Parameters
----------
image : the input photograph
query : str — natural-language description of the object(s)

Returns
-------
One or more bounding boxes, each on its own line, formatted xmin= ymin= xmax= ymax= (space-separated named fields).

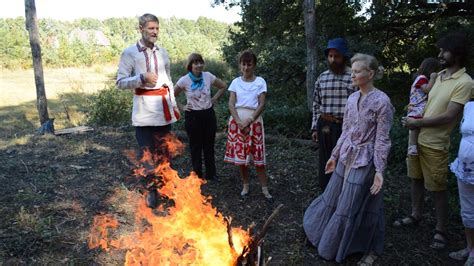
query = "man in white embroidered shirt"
xmin=116 ymin=13 xmax=180 ymax=208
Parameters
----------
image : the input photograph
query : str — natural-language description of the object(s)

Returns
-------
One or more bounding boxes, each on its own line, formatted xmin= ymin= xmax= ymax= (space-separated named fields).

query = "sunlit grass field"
xmin=0 ymin=65 xmax=117 ymax=107
xmin=0 ymin=65 xmax=117 ymax=139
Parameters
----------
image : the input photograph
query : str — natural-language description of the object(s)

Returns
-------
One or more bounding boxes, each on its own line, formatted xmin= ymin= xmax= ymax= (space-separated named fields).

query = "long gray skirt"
xmin=303 ymin=160 xmax=384 ymax=263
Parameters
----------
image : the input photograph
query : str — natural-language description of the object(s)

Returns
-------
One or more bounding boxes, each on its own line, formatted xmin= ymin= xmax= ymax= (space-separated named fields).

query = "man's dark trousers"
xmin=317 ymin=119 xmax=342 ymax=191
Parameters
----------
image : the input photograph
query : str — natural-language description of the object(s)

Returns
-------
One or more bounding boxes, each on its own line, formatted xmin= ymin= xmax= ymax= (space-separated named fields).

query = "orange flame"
xmin=89 ymin=136 xmax=251 ymax=265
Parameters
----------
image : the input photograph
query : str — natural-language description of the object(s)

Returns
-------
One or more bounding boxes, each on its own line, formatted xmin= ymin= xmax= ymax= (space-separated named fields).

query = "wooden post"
xmin=25 ymin=0 xmax=50 ymax=126
xmin=303 ymin=0 xmax=318 ymax=111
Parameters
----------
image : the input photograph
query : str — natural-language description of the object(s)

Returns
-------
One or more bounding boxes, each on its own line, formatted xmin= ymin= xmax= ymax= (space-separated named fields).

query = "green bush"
xmin=86 ymin=85 xmax=133 ymax=126
xmin=171 ymin=58 xmax=235 ymax=83
xmin=213 ymin=93 xmax=232 ymax=131
xmin=386 ymin=115 xmax=409 ymax=175
xmin=264 ymin=102 xmax=312 ymax=138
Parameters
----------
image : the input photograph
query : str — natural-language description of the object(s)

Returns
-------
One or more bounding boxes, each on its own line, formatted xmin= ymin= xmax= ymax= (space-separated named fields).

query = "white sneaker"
xmin=240 ymin=184 xmax=249 ymax=197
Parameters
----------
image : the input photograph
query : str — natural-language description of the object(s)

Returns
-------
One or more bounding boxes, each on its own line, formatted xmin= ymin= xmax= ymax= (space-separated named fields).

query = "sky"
xmin=0 ymin=0 xmax=241 ymax=24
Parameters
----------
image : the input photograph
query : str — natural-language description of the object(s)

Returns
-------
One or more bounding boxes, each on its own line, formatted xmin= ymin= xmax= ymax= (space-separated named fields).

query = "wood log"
xmin=224 ymin=216 xmax=235 ymax=252
xmin=238 ymin=204 xmax=284 ymax=266
xmin=252 ymin=204 xmax=284 ymax=250
xmin=55 ymin=126 xmax=94 ymax=135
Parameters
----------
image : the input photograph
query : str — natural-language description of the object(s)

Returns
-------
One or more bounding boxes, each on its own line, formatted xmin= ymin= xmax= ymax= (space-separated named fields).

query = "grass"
xmin=0 ymin=64 xmax=116 ymax=107
xmin=0 ymin=65 xmax=116 ymax=140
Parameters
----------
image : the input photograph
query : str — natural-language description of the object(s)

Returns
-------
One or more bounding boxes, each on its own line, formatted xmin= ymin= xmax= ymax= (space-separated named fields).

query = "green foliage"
xmin=171 ymin=58 xmax=235 ymax=83
xmin=386 ymin=115 xmax=409 ymax=174
xmin=264 ymin=102 xmax=312 ymax=138
xmin=364 ymin=2 xmax=474 ymax=74
xmin=158 ymin=17 xmax=230 ymax=64
xmin=86 ymin=85 xmax=133 ymax=126
xmin=0 ymin=16 xmax=231 ymax=69
xmin=0 ymin=18 xmax=31 ymax=68
xmin=219 ymin=0 xmax=473 ymax=102
xmin=220 ymin=0 xmax=368 ymax=107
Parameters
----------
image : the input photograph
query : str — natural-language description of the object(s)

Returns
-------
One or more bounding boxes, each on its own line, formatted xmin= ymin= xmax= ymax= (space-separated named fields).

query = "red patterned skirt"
xmin=224 ymin=108 xmax=266 ymax=166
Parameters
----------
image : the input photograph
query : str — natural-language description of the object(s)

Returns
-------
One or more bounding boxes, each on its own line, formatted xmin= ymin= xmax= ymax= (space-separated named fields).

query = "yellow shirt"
xmin=418 ymin=67 xmax=474 ymax=151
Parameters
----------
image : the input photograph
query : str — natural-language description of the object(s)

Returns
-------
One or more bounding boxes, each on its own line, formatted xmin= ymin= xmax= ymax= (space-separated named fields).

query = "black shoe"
xmin=146 ymin=189 xmax=158 ymax=208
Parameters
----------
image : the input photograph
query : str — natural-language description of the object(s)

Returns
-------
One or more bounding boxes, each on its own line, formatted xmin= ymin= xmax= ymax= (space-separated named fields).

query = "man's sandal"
xmin=465 ymin=256 xmax=474 ymax=266
xmin=430 ymin=230 xmax=448 ymax=250
xmin=449 ymin=248 xmax=469 ymax=261
xmin=392 ymin=215 xmax=421 ymax=227
xmin=357 ymin=254 xmax=378 ymax=266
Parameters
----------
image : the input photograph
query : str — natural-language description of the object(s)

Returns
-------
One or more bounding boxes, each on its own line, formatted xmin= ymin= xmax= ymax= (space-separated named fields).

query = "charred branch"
xmin=238 ymin=204 xmax=284 ymax=266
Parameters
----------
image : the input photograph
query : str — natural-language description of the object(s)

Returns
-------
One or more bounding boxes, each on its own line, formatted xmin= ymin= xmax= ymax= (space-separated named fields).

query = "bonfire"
xmin=88 ymin=134 xmax=281 ymax=265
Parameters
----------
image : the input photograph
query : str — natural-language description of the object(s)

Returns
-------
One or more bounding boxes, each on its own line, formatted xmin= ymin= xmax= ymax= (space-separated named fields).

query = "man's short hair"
xmin=139 ymin=13 xmax=159 ymax=28
xmin=437 ymin=32 xmax=469 ymax=67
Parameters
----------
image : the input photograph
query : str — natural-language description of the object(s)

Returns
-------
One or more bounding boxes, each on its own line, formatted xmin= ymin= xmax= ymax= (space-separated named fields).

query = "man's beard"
xmin=328 ymin=62 xmax=346 ymax=74
xmin=440 ymin=58 xmax=455 ymax=68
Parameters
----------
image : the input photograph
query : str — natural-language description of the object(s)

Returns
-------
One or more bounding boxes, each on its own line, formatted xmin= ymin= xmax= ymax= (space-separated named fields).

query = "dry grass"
xmin=0 ymin=64 xmax=116 ymax=107
xmin=0 ymin=65 xmax=117 ymax=140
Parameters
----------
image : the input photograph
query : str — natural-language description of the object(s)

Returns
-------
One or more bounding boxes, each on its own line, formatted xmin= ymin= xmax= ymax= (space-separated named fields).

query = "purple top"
xmin=330 ymin=89 xmax=394 ymax=173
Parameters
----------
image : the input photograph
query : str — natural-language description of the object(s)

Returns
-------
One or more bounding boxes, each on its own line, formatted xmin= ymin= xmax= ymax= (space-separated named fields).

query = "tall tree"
xmin=25 ymin=0 xmax=50 ymax=128
xmin=364 ymin=1 xmax=474 ymax=73
xmin=304 ymin=0 xmax=317 ymax=110
xmin=215 ymin=0 xmax=363 ymax=104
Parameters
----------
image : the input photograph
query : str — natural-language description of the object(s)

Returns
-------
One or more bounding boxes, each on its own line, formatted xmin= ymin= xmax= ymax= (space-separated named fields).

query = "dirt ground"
xmin=0 ymin=126 xmax=467 ymax=265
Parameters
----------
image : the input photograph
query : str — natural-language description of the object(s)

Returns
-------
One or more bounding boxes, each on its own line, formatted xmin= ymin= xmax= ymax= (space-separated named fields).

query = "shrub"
xmin=171 ymin=58 xmax=235 ymax=83
xmin=86 ymin=85 xmax=133 ymax=126
xmin=264 ymin=102 xmax=312 ymax=139
xmin=386 ymin=115 xmax=409 ymax=175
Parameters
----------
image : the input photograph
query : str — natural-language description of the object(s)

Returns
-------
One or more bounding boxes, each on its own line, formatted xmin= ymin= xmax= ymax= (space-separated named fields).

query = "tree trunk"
xmin=25 ymin=0 xmax=49 ymax=126
xmin=303 ymin=0 xmax=318 ymax=111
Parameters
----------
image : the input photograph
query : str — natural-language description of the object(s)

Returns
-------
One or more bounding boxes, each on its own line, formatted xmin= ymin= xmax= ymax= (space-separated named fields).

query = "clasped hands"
xmin=325 ymin=159 xmax=383 ymax=195
xmin=236 ymin=117 xmax=254 ymax=135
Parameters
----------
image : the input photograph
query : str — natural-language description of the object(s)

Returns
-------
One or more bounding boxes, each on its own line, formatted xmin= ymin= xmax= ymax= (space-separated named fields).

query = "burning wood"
xmin=236 ymin=204 xmax=284 ymax=266
xmin=89 ymin=135 xmax=280 ymax=265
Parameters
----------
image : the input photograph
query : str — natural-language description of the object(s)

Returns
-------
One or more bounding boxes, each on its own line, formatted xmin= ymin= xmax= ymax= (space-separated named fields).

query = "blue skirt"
xmin=303 ymin=160 xmax=384 ymax=263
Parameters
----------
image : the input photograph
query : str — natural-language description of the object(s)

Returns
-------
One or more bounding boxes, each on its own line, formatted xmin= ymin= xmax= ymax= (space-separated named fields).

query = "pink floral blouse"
xmin=330 ymin=89 xmax=394 ymax=173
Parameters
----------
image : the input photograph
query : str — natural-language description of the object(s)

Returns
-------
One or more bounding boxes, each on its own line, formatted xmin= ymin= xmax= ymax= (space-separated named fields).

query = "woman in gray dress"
xmin=303 ymin=53 xmax=394 ymax=265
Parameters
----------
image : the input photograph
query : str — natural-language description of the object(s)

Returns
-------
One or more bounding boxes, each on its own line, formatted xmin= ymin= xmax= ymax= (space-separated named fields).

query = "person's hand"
xmin=325 ymin=159 xmax=336 ymax=174
xmin=177 ymin=103 xmax=186 ymax=113
xmin=243 ymin=117 xmax=254 ymax=128
xmin=311 ymin=131 xmax=318 ymax=142
xmin=370 ymin=172 xmax=383 ymax=195
xmin=430 ymin=72 xmax=438 ymax=80
xmin=401 ymin=116 xmax=420 ymax=130
xmin=236 ymin=116 xmax=252 ymax=129
xmin=236 ymin=119 xmax=247 ymax=130
xmin=143 ymin=72 xmax=158 ymax=86
xmin=173 ymin=106 xmax=181 ymax=120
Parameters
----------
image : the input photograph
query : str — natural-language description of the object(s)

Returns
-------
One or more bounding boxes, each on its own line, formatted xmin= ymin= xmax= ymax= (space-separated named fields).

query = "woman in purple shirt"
xmin=303 ymin=53 xmax=394 ymax=265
